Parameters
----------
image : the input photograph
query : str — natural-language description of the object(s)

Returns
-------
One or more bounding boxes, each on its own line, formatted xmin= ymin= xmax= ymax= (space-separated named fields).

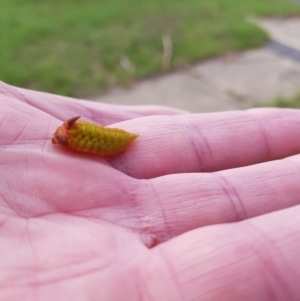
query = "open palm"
xmin=1 ymin=81 xmax=300 ymax=301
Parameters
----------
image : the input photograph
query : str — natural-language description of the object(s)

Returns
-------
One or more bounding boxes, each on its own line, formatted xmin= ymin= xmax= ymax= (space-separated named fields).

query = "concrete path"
xmin=94 ymin=18 xmax=300 ymax=113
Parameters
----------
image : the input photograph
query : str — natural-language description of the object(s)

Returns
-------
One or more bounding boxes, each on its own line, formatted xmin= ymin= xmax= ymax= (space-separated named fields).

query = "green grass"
xmin=266 ymin=94 xmax=300 ymax=108
xmin=1 ymin=0 xmax=300 ymax=97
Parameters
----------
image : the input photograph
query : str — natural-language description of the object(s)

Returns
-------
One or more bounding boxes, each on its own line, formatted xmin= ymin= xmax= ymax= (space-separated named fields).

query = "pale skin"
xmin=1 ymin=80 xmax=300 ymax=301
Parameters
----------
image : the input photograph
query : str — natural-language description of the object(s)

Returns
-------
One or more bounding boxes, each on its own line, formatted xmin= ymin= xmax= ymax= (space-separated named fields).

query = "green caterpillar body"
xmin=52 ymin=116 xmax=139 ymax=156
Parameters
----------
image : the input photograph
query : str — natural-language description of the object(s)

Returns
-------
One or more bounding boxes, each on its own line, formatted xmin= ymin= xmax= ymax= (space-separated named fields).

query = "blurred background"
xmin=1 ymin=0 xmax=300 ymax=112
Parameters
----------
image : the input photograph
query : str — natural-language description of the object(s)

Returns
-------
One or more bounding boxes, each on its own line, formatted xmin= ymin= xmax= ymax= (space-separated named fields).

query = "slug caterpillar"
xmin=52 ymin=116 xmax=139 ymax=156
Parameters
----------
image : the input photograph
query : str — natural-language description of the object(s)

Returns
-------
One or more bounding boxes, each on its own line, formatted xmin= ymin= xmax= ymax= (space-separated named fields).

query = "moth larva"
xmin=52 ymin=116 xmax=139 ymax=156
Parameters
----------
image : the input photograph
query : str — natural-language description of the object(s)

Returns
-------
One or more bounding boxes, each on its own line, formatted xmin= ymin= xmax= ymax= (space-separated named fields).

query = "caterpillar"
xmin=52 ymin=116 xmax=139 ymax=156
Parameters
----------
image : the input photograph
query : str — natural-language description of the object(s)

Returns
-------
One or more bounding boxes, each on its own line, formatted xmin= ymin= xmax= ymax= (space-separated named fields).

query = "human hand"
xmin=1 ymin=81 xmax=300 ymax=300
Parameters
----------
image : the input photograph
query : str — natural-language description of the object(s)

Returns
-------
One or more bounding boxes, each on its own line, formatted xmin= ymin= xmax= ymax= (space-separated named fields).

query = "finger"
xmin=136 ymin=154 xmax=300 ymax=243
xmin=2 ymin=97 xmax=300 ymax=247
xmin=140 ymin=205 xmax=300 ymax=301
xmin=0 ymin=81 xmax=185 ymax=125
xmin=110 ymin=108 xmax=300 ymax=178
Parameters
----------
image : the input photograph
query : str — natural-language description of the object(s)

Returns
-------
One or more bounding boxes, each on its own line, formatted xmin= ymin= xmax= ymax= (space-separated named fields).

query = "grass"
xmin=266 ymin=94 xmax=300 ymax=108
xmin=1 ymin=0 xmax=300 ymax=97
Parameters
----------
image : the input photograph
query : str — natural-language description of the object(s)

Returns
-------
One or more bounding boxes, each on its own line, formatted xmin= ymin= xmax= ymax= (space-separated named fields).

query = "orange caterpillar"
xmin=52 ymin=116 xmax=139 ymax=156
